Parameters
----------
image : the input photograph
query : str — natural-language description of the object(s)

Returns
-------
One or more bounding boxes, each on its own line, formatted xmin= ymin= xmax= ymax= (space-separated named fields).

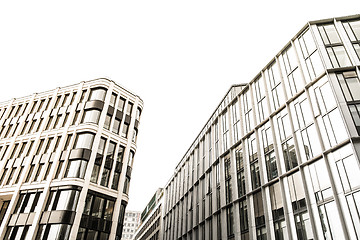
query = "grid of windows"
xmin=0 ymin=78 xmax=143 ymax=240
xmin=163 ymin=16 xmax=360 ymax=240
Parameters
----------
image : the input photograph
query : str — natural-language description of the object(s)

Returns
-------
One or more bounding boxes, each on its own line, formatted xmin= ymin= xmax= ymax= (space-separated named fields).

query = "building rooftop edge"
xmin=165 ymin=13 xmax=360 ymax=188
xmin=0 ymin=77 xmax=143 ymax=105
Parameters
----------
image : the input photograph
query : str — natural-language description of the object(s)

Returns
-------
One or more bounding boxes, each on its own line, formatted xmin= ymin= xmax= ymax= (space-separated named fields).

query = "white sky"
xmin=0 ymin=1 xmax=358 ymax=211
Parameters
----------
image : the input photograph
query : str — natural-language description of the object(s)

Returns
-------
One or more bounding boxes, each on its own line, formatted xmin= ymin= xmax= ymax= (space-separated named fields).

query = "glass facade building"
xmin=162 ymin=15 xmax=360 ymax=240
xmin=0 ymin=78 xmax=143 ymax=240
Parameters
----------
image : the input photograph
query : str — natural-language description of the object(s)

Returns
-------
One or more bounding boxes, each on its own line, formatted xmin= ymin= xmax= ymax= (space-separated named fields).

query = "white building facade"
xmin=0 ymin=78 xmax=143 ymax=240
xmin=162 ymin=15 xmax=360 ymax=240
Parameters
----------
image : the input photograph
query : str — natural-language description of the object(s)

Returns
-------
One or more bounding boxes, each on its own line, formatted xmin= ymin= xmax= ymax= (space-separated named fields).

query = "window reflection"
xmin=73 ymin=132 xmax=95 ymax=150
xmin=266 ymin=61 xmax=286 ymax=112
xmin=89 ymin=88 xmax=107 ymax=101
xmin=318 ymin=24 xmax=352 ymax=68
xmin=260 ymin=122 xmax=278 ymax=181
xmin=270 ymin=182 xmax=287 ymax=240
xmin=342 ymin=20 xmax=360 ymax=59
xmin=288 ymin=171 xmax=314 ymax=239
xmin=253 ymin=191 xmax=266 ymax=239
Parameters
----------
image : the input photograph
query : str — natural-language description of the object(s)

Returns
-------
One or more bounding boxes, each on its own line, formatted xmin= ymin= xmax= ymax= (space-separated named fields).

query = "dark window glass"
xmin=270 ymin=182 xmax=287 ymax=239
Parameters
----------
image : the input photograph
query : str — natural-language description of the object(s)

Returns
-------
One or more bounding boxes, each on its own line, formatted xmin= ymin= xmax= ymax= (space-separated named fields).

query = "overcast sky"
xmin=0 ymin=1 xmax=358 ymax=211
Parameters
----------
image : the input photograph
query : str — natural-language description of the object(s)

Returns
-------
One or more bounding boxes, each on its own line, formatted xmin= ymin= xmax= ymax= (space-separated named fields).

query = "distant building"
xmin=162 ymin=15 xmax=360 ymax=240
xmin=134 ymin=188 xmax=164 ymax=240
xmin=121 ymin=210 xmax=141 ymax=240
xmin=0 ymin=78 xmax=143 ymax=240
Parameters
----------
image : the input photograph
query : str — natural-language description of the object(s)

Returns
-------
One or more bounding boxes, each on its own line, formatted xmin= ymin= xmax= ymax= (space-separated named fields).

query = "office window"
xmin=290 ymin=94 xmax=322 ymax=161
xmin=53 ymin=96 xmax=61 ymax=109
xmin=135 ymin=107 xmax=142 ymax=121
xmin=13 ymin=191 xmax=42 ymax=214
xmin=215 ymin=163 xmax=221 ymax=210
xmin=132 ymin=128 xmax=138 ymax=143
xmin=226 ymin=206 xmax=234 ymax=238
xmin=89 ymin=88 xmax=107 ymax=101
xmin=69 ymin=92 xmax=77 ymax=105
xmin=306 ymin=158 xmax=345 ymax=239
xmin=260 ymin=122 xmax=278 ymax=181
xmin=222 ymin=111 xmax=229 ymax=150
xmin=318 ymin=201 xmax=346 ymax=239
xmin=270 ymin=182 xmax=288 ymax=240
xmin=310 ymin=76 xmax=348 ymax=149
xmin=235 ymin=146 xmax=246 ymax=197
xmin=208 ymin=129 xmax=212 ymax=167
xmin=287 ymin=171 xmax=314 ymax=240
xmin=307 ymin=159 xmax=333 ymax=202
xmin=224 ymin=157 xmax=232 ymax=203
xmin=81 ymin=109 xmax=101 ymax=124
xmin=254 ymin=191 xmax=266 ymax=240
xmin=239 ymin=199 xmax=249 ymax=239
xmin=45 ymin=116 xmax=54 ymax=130
xmin=73 ymin=132 xmax=95 ymax=150
xmin=296 ymin=28 xmax=324 ymax=83
xmin=45 ymin=188 xmax=80 ymax=212
xmin=248 ymin=134 xmax=260 ymax=190
xmin=61 ymin=94 xmax=70 ymax=107
xmin=118 ymin=97 xmax=126 ymax=112
xmin=65 ymin=159 xmax=87 ymax=179
xmin=330 ymin=144 xmax=360 ymax=193
xmin=30 ymin=101 xmax=38 ymax=114
xmin=126 ymin=102 xmax=133 ymax=116
xmin=123 ymin=176 xmax=130 ymax=194
xmin=4 ymin=226 xmax=29 ymax=240
xmin=318 ymin=24 xmax=352 ymax=68
xmin=343 ymin=19 xmax=360 ymax=59
xmin=231 ymin=100 xmax=241 ymax=143
xmin=121 ymin=122 xmax=129 ymax=138
xmin=112 ymin=118 xmax=121 ymax=134
xmin=216 ymin=213 xmax=222 ymax=240
xmin=336 ymin=71 xmax=360 ymax=134
xmin=65 ymin=132 xmax=94 ymax=179
xmin=91 ymin=137 xmax=106 ymax=183
xmin=242 ymin=90 xmax=254 ymax=134
xmin=72 ymin=110 xmax=81 ymax=126
xmin=279 ymin=44 xmax=304 ymax=97
xmin=274 ymin=109 xmax=298 ymax=171
xmin=0 ymin=201 xmax=9 ymax=225
xmin=214 ymin=121 xmax=220 ymax=159
xmin=104 ymin=113 xmax=112 ymax=130
xmin=100 ymin=141 xmax=116 ymax=187
xmin=253 ymin=75 xmax=269 ymax=123
xmin=54 ymin=114 xmax=64 ymax=129
xmin=128 ymin=150 xmax=135 ymax=167
xmin=110 ymin=93 xmax=117 ymax=107
xmin=337 ymin=71 xmax=360 ymax=102
xmin=44 ymin=98 xmax=52 ymax=110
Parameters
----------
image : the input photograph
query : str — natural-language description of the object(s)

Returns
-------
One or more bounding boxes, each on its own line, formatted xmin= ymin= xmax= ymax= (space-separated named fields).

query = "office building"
xmin=134 ymin=188 xmax=164 ymax=240
xmin=0 ymin=78 xmax=143 ymax=240
xmin=121 ymin=210 xmax=141 ymax=240
xmin=162 ymin=15 xmax=360 ymax=240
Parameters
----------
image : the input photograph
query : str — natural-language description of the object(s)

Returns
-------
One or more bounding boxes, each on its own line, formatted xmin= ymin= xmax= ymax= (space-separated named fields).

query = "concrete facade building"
xmin=121 ymin=210 xmax=141 ymax=240
xmin=134 ymin=188 xmax=164 ymax=240
xmin=162 ymin=15 xmax=360 ymax=240
xmin=0 ymin=78 xmax=143 ymax=240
